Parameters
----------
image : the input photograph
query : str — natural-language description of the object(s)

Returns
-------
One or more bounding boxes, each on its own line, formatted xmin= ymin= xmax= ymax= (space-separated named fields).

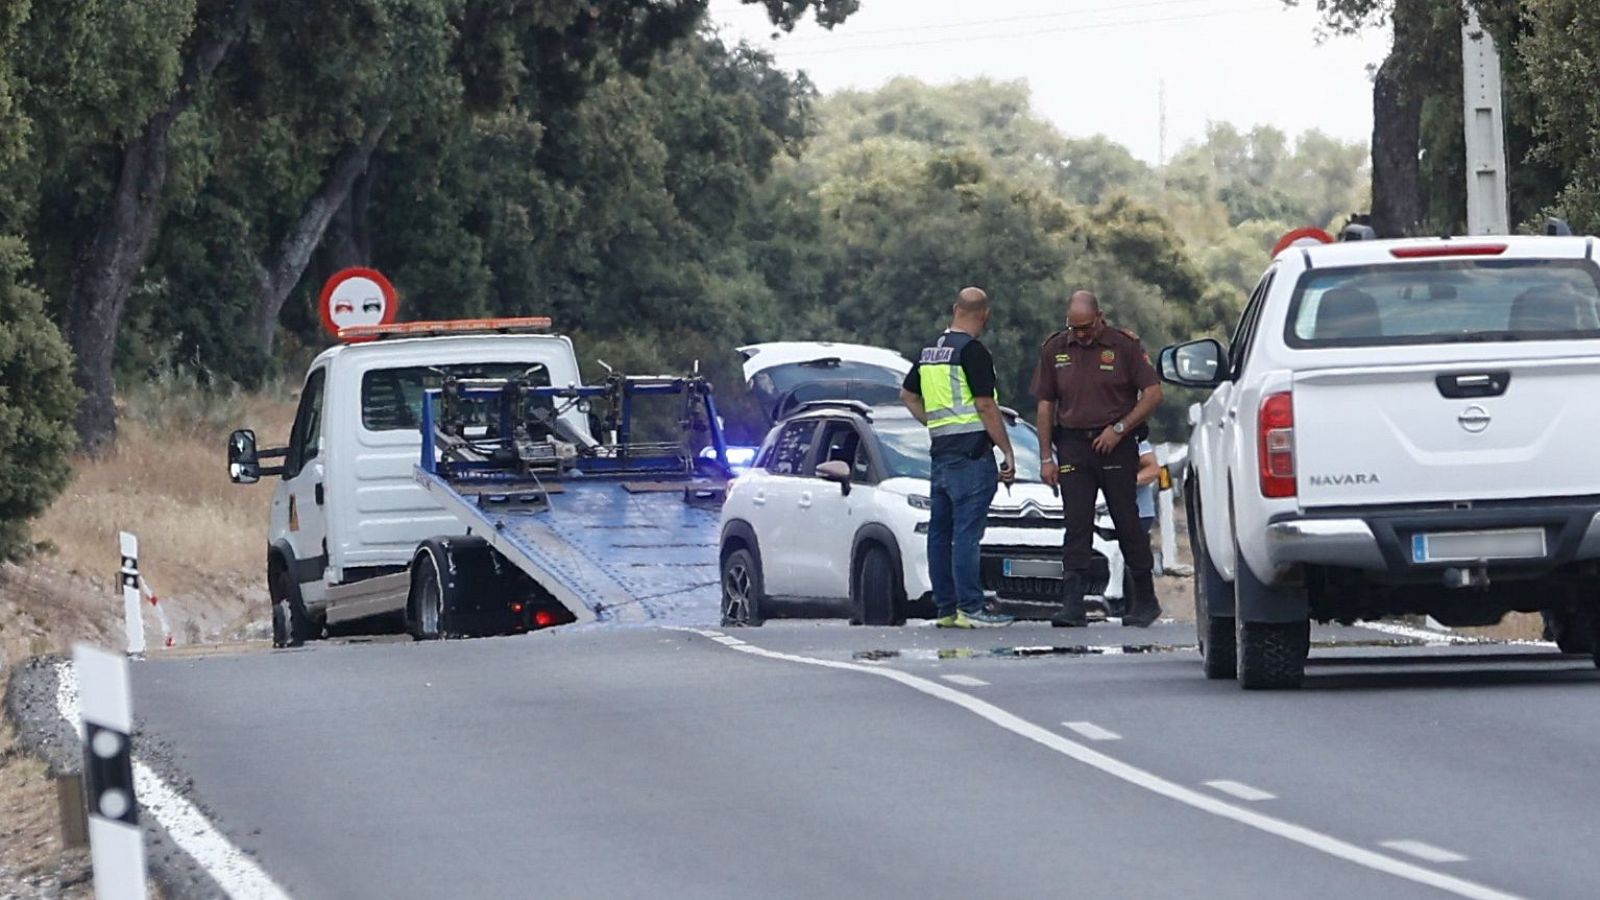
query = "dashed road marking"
xmin=1062 ymin=721 xmax=1121 ymax=741
xmin=1382 ymin=841 xmax=1469 ymax=864
xmin=672 ymin=627 xmax=1521 ymax=900
xmin=939 ymin=674 xmax=989 ymax=687
xmin=1204 ymin=780 xmax=1276 ymax=802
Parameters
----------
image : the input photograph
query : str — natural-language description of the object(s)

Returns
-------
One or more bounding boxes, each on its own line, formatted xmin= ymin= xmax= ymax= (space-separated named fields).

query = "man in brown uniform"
xmin=1031 ymin=291 xmax=1164 ymax=627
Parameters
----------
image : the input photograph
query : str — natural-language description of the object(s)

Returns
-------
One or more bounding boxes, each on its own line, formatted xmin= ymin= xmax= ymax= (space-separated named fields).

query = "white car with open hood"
xmin=718 ymin=401 xmax=1122 ymax=626
xmin=1162 ymin=227 xmax=1600 ymax=688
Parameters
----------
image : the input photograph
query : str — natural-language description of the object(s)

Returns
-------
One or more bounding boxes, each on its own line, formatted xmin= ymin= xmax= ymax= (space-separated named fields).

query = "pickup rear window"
xmin=1285 ymin=259 xmax=1600 ymax=348
xmin=361 ymin=363 xmax=550 ymax=431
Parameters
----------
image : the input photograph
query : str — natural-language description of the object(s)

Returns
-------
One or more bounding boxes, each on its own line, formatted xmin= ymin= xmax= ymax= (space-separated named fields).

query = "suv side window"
xmin=810 ymin=419 xmax=865 ymax=479
xmin=767 ymin=420 xmax=818 ymax=475
xmin=286 ymin=368 xmax=328 ymax=478
xmin=1229 ymin=272 xmax=1275 ymax=381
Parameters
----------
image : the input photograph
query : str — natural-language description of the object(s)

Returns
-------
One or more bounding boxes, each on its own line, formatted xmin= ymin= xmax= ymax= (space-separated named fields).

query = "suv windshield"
xmin=873 ymin=416 xmax=1044 ymax=482
xmin=362 ymin=363 xmax=551 ymax=431
xmin=1286 ymin=258 xmax=1600 ymax=348
xmin=750 ymin=359 xmax=905 ymax=399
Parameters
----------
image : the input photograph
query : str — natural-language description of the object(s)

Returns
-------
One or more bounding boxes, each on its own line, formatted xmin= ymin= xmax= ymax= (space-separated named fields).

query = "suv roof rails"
xmin=1546 ymin=217 xmax=1574 ymax=236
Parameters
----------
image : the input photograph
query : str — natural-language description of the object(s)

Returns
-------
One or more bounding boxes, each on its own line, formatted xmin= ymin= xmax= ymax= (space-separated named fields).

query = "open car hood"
xmin=738 ymin=341 xmax=913 ymax=384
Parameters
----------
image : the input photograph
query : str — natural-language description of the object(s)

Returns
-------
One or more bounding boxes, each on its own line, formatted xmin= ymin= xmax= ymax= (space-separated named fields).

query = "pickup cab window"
xmin=1286 ymin=259 xmax=1600 ymax=347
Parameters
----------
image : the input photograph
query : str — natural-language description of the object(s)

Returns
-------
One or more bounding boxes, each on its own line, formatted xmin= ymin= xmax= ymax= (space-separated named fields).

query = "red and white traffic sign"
xmin=1271 ymin=227 xmax=1335 ymax=258
xmin=319 ymin=268 xmax=398 ymax=340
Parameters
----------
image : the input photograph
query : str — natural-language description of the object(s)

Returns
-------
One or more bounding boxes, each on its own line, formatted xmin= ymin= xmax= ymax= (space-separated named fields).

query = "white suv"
xmin=718 ymin=402 xmax=1121 ymax=626
xmin=1162 ymin=231 xmax=1600 ymax=688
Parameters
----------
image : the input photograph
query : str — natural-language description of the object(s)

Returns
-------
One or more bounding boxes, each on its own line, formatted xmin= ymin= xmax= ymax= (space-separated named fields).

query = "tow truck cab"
xmin=227 ymin=320 xmax=592 ymax=641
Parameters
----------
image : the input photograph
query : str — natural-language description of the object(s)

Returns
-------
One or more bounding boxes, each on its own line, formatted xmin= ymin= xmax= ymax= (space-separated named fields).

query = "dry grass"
xmin=0 ymin=712 xmax=93 ymax=899
xmin=2 ymin=376 xmax=297 ymax=662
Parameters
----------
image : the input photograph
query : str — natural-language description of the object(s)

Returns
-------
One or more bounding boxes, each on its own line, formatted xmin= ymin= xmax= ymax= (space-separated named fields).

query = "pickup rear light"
xmin=1258 ymin=392 xmax=1296 ymax=498
xmin=1389 ymin=244 xmax=1507 ymax=259
xmin=534 ymin=609 xmax=556 ymax=628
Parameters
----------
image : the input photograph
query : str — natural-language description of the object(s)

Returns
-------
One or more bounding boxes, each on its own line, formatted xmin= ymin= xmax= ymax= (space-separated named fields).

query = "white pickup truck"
xmin=228 ymin=320 xmax=594 ymax=646
xmin=1162 ymin=230 xmax=1600 ymax=688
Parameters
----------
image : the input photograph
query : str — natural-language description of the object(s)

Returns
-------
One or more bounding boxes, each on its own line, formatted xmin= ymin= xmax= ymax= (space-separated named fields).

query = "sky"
xmin=706 ymin=0 xmax=1393 ymax=164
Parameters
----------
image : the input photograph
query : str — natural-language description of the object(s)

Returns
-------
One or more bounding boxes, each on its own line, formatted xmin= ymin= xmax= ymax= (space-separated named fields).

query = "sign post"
xmin=74 ymin=643 xmax=147 ymax=900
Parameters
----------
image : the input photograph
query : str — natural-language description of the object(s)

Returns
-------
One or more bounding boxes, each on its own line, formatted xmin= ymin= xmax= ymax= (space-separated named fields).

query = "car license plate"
xmin=1003 ymin=558 xmax=1062 ymax=579
xmin=1411 ymin=528 xmax=1546 ymax=564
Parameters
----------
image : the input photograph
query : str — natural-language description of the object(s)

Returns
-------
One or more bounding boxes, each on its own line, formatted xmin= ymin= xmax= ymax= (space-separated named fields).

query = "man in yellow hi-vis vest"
xmin=900 ymin=287 xmax=1017 ymax=628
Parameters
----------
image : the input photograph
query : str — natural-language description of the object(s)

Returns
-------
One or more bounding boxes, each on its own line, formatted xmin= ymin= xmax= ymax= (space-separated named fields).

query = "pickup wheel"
xmin=1188 ymin=489 xmax=1235 ymax=679
xmin=269 ymin=560 xmax=318 ymax=648
xmin=853 ymin=544 xmax=904 ymax=627
xmin=1236 ymin=620 xmax=1310 ymax=690
xmin=721 ymin=548 xmax=765 ymax=627
xmin=1542 ymin=609 xmax=1598 ymax=655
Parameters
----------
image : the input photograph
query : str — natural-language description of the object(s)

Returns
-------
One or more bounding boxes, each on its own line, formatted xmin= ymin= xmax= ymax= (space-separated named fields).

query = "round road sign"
xmin=1271 ymin=227 xmax=1335 ymax=258
xmin=319 ymin=268 xmax=398 ymax=340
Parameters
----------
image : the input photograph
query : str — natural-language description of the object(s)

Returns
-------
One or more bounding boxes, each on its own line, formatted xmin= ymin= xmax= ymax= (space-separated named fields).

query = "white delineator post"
xmin=119 ymin=532 xmax=147 ymax=655
xmin=1462 ymin=8 xmax=1509 ymax=236
xmin=74 ymin=643 xmax=149 ymax=900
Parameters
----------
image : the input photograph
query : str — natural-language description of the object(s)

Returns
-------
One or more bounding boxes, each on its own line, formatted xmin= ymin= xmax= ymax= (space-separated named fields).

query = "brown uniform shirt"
xmin=1030 ymin=326 xmax=1159 ymax=429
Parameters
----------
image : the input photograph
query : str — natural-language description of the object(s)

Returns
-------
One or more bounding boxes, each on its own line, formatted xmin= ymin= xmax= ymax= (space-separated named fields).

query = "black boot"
xmin=1051 ymin=571 xmax=1088 ymax=627
xmin=1122 ymin=569 xmax=1162 ymax=628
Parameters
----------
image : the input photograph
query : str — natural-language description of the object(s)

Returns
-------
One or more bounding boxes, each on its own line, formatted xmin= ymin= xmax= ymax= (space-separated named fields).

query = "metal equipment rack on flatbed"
xmin=413 ymin=371 xmax=735 ymax=628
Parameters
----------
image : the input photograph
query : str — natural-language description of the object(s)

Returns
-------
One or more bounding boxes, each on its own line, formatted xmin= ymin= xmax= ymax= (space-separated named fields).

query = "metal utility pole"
xmin=1462 ymin=7 xmax=1510 ymax=235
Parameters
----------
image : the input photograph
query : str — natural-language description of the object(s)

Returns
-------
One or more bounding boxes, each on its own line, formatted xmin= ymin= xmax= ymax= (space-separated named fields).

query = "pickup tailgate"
xmin=1293 ymin=356 xmax=1600 ymax=508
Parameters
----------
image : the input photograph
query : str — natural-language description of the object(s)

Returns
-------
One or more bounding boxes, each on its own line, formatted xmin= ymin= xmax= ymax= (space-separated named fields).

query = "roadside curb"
xmin=3 ymin=656 xmax=229 ymax=900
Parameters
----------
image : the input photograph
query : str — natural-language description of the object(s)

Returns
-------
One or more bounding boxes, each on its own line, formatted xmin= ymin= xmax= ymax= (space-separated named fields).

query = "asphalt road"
xmin=125 ymin=619 xmax=1600 ymax=899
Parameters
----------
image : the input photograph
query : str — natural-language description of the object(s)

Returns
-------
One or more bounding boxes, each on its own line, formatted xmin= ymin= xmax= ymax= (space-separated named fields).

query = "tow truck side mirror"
xmin=816 ymin=460 xmax=852 ymax=496
xmin=1159 ymin=339 xmax=1228 ymax=389
xmin=229 ymin=429 xmax=287 ymax=484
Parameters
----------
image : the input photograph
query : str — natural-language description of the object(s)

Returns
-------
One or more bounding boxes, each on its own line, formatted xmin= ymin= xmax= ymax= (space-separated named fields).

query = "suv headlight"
xmin=908 ymin=494 xmax=932 ymax=510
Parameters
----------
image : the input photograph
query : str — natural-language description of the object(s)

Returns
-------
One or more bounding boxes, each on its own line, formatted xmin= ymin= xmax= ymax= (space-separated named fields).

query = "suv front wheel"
xmin=721 ymin=548 xmax=765 ymax=627
xmin=853 ymin=544 xmax=905 ymax=626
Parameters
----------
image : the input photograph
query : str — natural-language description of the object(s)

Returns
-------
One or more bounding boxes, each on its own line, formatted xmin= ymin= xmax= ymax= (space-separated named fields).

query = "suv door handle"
xmin=798 ymin=492 xmax=813 ymax=509
xmin=314 ymin=482 xmax=325 ymax=506
xmin=752 ymin=490 xmax=767 ymax=506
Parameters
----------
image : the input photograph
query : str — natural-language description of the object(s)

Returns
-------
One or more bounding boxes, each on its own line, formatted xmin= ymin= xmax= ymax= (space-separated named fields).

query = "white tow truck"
xmin=228 ymin=317 xmax=738 ymax=647
xmin=1162 ymin=225 xmax=1600 ymax=688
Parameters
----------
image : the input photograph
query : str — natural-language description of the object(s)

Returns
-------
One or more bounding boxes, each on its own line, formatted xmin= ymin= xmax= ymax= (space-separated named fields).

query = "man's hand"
xmin=1093 ymin=425 xmax=1123 ymax=455
xmin=1041 ymin=459 xmax=1059 ymax=488
xmin=999 ymin=453 xmax=1016 ymax=486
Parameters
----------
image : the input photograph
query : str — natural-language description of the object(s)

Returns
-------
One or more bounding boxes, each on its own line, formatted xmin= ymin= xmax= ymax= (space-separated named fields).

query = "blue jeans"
xmin=927 ymin=454 xmax=998 ymax=617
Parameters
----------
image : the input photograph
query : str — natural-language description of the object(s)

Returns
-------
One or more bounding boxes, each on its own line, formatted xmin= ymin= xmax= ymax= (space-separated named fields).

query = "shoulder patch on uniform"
xmin=1118 ymin=327 xmax=1139 ymax=341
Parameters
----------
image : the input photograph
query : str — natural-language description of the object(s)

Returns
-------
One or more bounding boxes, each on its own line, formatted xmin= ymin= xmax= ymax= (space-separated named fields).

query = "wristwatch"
xmin=1112 ymin=421 xmax=1126 ymax=435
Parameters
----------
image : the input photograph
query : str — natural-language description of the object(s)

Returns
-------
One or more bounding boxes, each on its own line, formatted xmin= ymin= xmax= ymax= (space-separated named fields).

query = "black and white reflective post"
xmin=74 ymin=643 xmax=147 ymax=899
xmin=119 ymin=532 xmax=147 ymax=656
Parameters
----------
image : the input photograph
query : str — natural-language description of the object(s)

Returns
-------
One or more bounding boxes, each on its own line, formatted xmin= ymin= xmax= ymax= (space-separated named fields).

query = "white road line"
xmin=1061 ymin=721 xmax=1121 ymax=741
xmin=670 ymin=628 xmax=1520 ymax=900
xmin=939 ymin=674 xmax=989 ymax=687
xmin=56 ymin=662 xmax=292 ymax=900
xmin=1357 ymin=621 xmax=1477 ymax=646
xmin=1382 ymin=841 xmax=1469 ymax=864
xmin=1204 ymin=780 xmax=1277 ymax=802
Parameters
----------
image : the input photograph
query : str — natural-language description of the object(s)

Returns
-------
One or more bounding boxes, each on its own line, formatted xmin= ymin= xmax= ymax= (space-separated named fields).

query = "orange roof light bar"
xmin=339 ymin=316 xmax=554 ymax=342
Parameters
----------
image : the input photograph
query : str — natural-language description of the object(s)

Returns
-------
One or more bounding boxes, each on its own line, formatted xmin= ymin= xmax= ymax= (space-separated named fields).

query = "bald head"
xmin=955 ymin=286 xmax=990 ymax=315
xmin=1066 ymin=290 xmax=1103 ymax=344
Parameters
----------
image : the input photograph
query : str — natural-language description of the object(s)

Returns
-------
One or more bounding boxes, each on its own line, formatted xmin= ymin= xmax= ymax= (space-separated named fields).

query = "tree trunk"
xmin=320 ymin=157 xmax=377 ymax=274
xmin=252 ymin=117 xmax=391 ymax=354
xmin=1368 ymin=0 xmax=1429 ymax=239
xmin=64 ymin=0 xmax=254 ymax=453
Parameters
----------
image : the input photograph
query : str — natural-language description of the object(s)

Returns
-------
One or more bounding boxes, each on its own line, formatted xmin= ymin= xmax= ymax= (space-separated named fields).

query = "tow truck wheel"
xmin=269 ymin=560 xmax=318 ymax=648
xmin=854 ymin=545 xmax=903 ymax=627
xmin=411 ymin=549 xmax=448 ymax=640
xmin=721 ymin=548 xmax=764 ymax=627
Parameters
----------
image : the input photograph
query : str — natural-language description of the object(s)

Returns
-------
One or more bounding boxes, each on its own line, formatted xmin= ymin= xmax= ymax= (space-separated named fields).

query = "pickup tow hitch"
xmin=1442 ymin=566 xmax=1490 ymax=590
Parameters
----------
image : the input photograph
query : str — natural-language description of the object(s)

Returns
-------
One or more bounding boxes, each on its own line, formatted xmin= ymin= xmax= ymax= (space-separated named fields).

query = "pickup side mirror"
xmin=1159 ymin=339 xmax=1229 ymax=389
xmin=229 ymin=428 xmax=288 ymax=484
xmin=815 ymin=459 xmax=852 ymax=496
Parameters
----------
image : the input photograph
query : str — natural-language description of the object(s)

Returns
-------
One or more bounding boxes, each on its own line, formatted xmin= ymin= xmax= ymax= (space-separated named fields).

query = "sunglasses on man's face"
xmin=1068 ymin=322 xmax=1096 ymax=333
